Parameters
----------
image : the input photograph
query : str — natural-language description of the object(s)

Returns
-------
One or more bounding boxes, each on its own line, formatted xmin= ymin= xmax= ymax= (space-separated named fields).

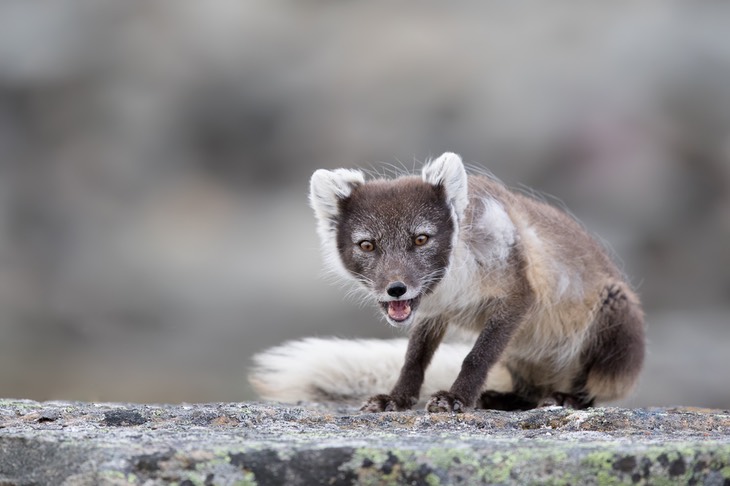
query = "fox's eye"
xmin=359 ymin=240 xmax=375 ymax=252
xmin=414 ymin=234 xmax=429 ymax=246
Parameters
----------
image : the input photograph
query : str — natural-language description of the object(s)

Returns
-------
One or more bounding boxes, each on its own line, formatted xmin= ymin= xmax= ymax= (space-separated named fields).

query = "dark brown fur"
xmin=337 ymin=178 xmax=454 ymax=297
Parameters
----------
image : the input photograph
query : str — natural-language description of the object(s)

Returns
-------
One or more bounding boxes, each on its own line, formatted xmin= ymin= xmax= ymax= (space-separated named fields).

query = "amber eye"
xmin=359 ymin=240 xmax=375 ymax=252
xmin=414 ymin=234 xmax=429 ymax=246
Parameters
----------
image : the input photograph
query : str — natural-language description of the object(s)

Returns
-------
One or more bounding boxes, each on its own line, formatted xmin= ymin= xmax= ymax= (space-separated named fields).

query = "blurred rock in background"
xmin=0 ymin=1 xmax=728 ymax=407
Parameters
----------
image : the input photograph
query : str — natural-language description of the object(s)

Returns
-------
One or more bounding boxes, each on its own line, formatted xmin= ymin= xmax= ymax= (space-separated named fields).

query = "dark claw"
xmin=426 ymin=391 xmax=466 ymax=413
xmin=360 ymin=394 xmax=413 ymax=413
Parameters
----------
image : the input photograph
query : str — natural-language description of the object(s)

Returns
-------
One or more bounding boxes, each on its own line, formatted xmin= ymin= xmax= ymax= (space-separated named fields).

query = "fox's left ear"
xmin=422 ymin=152 xmax=468 ymax=221
xmin=309 ymin=168 xmax=365 ymax=223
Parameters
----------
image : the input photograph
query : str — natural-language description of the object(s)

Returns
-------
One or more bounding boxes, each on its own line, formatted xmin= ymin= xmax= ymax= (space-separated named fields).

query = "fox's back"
xmin=460 ymin=175 xmax=631 ymax=387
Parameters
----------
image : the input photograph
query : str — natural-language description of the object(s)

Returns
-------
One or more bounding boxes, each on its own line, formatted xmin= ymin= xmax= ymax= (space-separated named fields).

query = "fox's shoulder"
xmin=465 ymin=175 xmax=621 ymax=313
xmin=464 ymin=173 xmax=601 ymax=250
xmin=464 ymin=174 xmax=568 ymax=228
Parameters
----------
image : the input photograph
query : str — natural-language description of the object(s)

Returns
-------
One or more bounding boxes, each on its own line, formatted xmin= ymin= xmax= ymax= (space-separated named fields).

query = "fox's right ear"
xmin=309 ymin=168 xmax=365 ymax=222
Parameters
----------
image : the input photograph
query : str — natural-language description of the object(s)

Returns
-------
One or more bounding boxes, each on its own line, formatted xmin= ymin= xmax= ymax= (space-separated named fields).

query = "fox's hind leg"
xmin=538 ymin=391 xmax=594 ymax=409
xmin=579 ymin=283 xmax=646 ymax=404
xmin=480 ymin=282 xmax=645 ymax=411
xmin=477 ymin=368 xmax=542 ymax=411
xmin=478 ymin=391 xmax=538 ymax=411
xmin=478 ymin=390 xmax=594 ymax=410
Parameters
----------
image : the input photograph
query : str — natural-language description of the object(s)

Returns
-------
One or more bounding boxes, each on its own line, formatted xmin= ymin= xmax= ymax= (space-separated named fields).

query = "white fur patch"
xmin=477 ymin=197 xmax=516 ymax=264
xmin=419 ymin=242 xmax=483 ymax=318
xmin=351 ymin=229 xmax=374 ymax=244
xmin=248 ymin=337 xmax=512 ymax=404
xmin=554 ymin=264 xmax=585 ymax=301
xmin=421 ymin=152 xmax=469 ymax=222
xmin=414 ymin=223 xmax=438 ymax=237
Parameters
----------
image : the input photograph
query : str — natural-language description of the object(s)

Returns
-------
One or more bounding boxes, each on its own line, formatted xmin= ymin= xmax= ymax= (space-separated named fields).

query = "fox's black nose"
xmin=386 ymin=281 xmax=408 ymax=298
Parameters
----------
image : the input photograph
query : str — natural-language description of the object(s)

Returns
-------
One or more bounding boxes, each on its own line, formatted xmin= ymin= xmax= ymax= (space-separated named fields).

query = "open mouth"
xmin=380 ymin=297 xmax=420 ymax=324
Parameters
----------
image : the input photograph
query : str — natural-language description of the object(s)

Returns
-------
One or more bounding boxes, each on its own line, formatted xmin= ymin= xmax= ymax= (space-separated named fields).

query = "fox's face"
xmin=310 ymin=153 xmax=469 ymax=327
xmin=335 ymin=178 xmax=454 ymax=326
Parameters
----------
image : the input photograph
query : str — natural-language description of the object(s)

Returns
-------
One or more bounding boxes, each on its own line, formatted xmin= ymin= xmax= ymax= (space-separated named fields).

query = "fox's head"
xmin=309 ymin=152 xmax=468 ymax=327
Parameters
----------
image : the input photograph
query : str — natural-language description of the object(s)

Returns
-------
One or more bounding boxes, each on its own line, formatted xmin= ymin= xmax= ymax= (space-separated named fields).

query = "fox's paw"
xmin=360 ymin=394 xmax=414 ymax=413
xmin=426 ymin=391 xmax=466 ymax=413
xmin=538 ymin=392 xmax=594 ymax=410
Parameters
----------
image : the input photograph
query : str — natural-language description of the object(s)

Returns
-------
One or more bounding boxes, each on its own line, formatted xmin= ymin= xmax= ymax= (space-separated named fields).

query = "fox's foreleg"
xmin=360 ymin=318 xmax=446 ymax=412
xmin=425 ymin=316 xmax=519 ymax=412
xmin=427 ymin=292 xmax=533 ymax=413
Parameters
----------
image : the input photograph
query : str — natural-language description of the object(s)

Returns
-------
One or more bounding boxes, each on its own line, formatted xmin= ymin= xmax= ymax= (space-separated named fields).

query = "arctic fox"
xmin=250 ymin=153 xmax=645 ymax=412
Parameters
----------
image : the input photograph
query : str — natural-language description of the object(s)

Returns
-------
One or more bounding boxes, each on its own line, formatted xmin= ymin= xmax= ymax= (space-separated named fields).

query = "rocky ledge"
xmin=0 ymin=399 xmax=729 ymax=485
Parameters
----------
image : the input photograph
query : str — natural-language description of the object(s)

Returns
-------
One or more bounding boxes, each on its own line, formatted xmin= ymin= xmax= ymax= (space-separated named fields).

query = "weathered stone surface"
xmin=0 ymin=399 xmax=729 ymax=485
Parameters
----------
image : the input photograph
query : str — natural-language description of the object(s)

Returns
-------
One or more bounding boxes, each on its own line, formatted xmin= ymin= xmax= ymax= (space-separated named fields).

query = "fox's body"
xmin=250 ymin=153 xmax=645 ymax=412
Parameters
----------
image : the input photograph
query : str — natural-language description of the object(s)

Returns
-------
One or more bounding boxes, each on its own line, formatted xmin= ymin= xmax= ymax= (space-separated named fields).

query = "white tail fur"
xmin=249 ymin=337 xmax=512 ymax=405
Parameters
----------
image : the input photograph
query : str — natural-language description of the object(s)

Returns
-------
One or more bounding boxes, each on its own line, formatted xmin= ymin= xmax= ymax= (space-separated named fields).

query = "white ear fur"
xmin=309 ymin=168 xmax=365 ymax=223
xmin=309 ymin=168 xmax=365 ymax=281
xmin=422 ymin=152 xmax=469 ymax=220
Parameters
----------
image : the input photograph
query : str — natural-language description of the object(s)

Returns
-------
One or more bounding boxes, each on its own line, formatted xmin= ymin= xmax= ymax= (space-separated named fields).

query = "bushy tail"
xmin=249 ymin=337 xmax=511 ymax=405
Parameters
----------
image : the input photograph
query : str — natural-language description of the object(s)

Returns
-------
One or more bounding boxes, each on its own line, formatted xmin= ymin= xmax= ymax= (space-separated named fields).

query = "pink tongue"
xmin=388 ymin=300 xmax=411 ymax=321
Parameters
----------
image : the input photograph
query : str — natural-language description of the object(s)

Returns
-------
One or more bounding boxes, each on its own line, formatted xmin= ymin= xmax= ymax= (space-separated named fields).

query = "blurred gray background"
xmin=0 ymin=1 xmax=728 ymax=408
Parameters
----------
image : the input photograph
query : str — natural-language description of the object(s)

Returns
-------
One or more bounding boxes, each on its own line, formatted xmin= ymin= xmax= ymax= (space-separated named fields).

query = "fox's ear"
xmin=309 ymin=168 xmax=365 ymax=222
xmin=422 ymin=152 xmax=468 ymax=220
